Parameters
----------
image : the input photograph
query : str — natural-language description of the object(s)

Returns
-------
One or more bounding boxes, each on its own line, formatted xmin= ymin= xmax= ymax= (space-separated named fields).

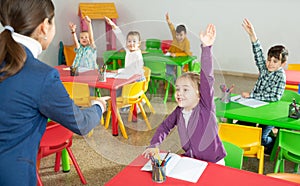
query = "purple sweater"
xmin=150 ymin=45 xmax=226 ymax=163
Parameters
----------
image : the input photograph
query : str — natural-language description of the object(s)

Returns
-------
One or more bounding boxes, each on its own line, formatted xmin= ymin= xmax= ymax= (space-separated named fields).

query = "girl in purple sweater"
xmin=142 ymin=24 xmax=226 ymax=164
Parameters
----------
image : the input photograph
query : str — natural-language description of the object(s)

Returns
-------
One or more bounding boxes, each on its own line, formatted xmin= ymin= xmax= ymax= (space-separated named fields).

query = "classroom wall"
xmin=1 ymin=0 xmax=300 ymax=74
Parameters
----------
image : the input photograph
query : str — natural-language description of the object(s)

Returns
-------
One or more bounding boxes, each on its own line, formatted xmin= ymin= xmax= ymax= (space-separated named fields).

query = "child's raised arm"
xmin=69 ymin=22 xmax=80 ymax=49
xmin=242 ymin=18 xmax=257 ymax=43
xmin=84 ymin=16 xmax=96 ymax=49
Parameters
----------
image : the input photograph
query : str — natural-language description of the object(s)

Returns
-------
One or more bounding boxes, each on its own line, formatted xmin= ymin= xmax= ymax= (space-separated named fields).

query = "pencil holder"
xmin=70 ymin=66 xmax=79 ymax=76
xmin=152 ymin=164 xmax=166 ymax=183
xmin=220 ymin=91 xmax=231 ymax=103
xmin=288 ymin=101 xmax=300 ymax=119
xmin=98 ymin=65 xmax=106 ymax=82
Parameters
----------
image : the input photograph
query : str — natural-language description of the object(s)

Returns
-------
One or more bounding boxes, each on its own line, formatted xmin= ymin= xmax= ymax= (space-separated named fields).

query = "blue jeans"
xmin=261 ymin=125 xmax=274 ymax=147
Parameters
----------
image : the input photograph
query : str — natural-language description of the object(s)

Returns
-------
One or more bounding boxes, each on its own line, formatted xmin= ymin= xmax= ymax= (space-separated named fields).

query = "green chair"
xmin=191 ymin=61 xmax=201 ymax=73
xmin=274 ymin=129 xmax=300 ymax=173
xmin=103 ymin=50 xmax=124 ymax=70
xmin=145 ymin=39 xmax=163 ymax=53
xmin=144 ymin=61 xmax=175 ymax=104
xmin=222 ymin=141 xmax=244 ymax=169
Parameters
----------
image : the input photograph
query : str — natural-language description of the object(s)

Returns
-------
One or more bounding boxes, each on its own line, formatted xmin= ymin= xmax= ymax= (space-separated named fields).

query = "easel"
xmin=78 ymin=2 xmax=118 ymax=50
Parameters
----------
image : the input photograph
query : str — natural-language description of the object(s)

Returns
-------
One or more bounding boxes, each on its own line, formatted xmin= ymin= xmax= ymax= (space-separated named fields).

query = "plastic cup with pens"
xmin=152 ymin=163 xmax=166 ymax=183
xmin=220 ymin=84 xmax=234 ymax=103
xmin=98 ymin=64 xmax=107 ymax=82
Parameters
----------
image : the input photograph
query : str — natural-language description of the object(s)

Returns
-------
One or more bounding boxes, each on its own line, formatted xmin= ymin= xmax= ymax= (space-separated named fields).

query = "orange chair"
xmin=58 ymin=41 xmax=76 ymax=66
xmin=36 ymin=121 xmax=87 ymax=185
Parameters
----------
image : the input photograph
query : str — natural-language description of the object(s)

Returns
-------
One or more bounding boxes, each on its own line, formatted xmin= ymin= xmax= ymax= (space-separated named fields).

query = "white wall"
xmin=2 ymin=0 xmax=300 ymax=74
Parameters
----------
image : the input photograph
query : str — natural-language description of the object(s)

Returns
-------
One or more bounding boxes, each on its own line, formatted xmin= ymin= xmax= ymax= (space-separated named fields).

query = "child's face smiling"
xmin=266 ymin=56 xmax=286 ymax=72
xmin=175 ymin=31 xmax=186 ymax=43
xmin=79 ymin=32 xmax=90 ymax=46
xmin=126 ymin=35 xmax=140 ymax=52
xmin=175 ymin=77 xmax=199 ymax=111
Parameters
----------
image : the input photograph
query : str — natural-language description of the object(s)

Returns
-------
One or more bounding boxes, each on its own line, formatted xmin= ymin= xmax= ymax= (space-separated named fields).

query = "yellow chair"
xmin=62 ymin=82 xmax=104 ymax=136
xmin=288 ymin=63 xmax=300 ymax=71
xmin=218 ymin=123 xmax=265 ymax=174
xmin=104 ymin=81 xmax=152 ymax=139
xmin=63 ymin=44 xmax=76 ymax=67
xmin=142 ymin=66 xmax=155 ymax=114
xmin=266 ymin=173 xmax=300 ymax=184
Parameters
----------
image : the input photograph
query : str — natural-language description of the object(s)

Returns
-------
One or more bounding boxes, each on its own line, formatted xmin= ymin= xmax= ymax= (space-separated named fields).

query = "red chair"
xmin=36 ymin=121 xmax=87 ymax=185
xmin=161 ymin=40 xmax=172 ymax=54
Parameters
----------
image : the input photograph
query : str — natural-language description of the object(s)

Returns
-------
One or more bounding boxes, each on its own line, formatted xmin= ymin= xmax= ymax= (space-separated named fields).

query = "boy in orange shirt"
xmin=165 ymin=13 xmax=192 ymax=76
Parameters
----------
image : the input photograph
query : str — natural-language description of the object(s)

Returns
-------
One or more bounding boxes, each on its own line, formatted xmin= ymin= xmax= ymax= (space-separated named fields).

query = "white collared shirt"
xmin=12 ymin=32 xmax=42 ymax=58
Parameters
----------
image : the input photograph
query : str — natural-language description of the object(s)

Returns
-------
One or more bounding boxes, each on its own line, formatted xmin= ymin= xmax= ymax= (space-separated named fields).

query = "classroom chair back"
xmin=274 ymin=129 xmax=300 ymax=173
xmin=218 ymin=123 xmax=264 ymax=174
xmin=222 ymin=141 xmax=244 ymax=169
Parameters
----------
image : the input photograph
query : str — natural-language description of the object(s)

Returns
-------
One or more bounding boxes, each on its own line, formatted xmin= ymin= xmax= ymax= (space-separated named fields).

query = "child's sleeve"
xmin=199 ymin=45 xmax=214 ymax=108
xmin=112 ymin=27 xmax=127 ymax=51
xmin=252 ymin=40 xmax=266 ymax=72
xmin=149 ymin=108 xmax=179 ymax=148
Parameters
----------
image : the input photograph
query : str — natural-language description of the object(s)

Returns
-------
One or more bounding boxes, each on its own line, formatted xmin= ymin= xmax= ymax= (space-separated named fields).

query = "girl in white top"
xmin=105 ymin=17 xmax=145 ymax=82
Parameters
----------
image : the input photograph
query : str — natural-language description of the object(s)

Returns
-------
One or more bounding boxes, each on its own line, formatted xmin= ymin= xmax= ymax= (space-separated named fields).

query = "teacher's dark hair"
xmin=0 ymin=0 xmax=55 ymax=82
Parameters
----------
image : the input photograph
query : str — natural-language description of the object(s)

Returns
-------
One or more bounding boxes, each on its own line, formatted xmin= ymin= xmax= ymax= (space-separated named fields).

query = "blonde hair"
xmin=177 ymin=72 xmax=200 ymax=96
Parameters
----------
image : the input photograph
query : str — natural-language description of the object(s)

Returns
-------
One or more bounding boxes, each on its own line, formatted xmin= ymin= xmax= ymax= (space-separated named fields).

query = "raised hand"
xmin=84 ymin=16 xmax=91 ymax=24
xmin=199 ymin=24 xmax=216 ymax=47
xmin=242 ymin=18 xmax=257 ymax=42
xmin=165 ymin=12 xmax=171 ymax=24
xmin=69 ymin=22 xmax=76 ymax=32
xmin=104 ymin=16 xmax=117 ymax=29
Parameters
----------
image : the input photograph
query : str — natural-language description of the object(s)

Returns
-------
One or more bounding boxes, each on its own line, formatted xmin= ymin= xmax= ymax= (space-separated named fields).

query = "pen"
xmin=160 ymin=151 xmax=170 ymax=166
xmin=164 ymin=156 xmax=172 ymax=165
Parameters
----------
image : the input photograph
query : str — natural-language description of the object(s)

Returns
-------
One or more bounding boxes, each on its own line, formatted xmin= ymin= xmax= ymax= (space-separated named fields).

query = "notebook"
xmin=230 ymin=95 xmax=269 ymax=108
xmin=141 ymin=153 xmax=208 ymax=183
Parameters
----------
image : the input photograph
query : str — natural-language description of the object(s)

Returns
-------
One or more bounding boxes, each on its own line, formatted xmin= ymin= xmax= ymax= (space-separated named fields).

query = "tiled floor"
xmin=39 ymin=73 xmax=298 ymax=186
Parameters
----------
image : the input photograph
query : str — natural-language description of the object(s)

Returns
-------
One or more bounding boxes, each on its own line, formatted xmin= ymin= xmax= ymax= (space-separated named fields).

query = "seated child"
xmin=69 ymin=16 xmax=98 ymax=70
xmin=105 ymin=17 xmax=145 ymax=110
xmin=241 ymin=18 xmax=289 ymax=153
xmin=165 ymin=13 xmax=192 ymax=78
xmin=143 ymin=24 xmax=226 ymax=164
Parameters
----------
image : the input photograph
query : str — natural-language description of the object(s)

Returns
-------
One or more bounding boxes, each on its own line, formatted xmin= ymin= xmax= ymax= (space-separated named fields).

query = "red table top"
xmin=55 ymin=65 xmax=141 ymax=90
xmin=285 ymin=70 xmax=300 ymax=85
xmin=105 ymin=155 xmax=298 ymax=186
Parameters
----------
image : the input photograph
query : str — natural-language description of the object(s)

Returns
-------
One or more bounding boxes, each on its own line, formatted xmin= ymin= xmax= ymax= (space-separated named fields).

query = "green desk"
xmin=215 ymin=98 xmax=300 ymax=161
xmin=104 ymin=51 xmax=196 ymax=77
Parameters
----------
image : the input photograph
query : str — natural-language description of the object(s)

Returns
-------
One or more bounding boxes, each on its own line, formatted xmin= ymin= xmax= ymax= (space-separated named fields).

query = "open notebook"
xmin=230 ymin=95 xmax=269 ymax=108
xmin=141 ymin=153 xmax=208 ymax=183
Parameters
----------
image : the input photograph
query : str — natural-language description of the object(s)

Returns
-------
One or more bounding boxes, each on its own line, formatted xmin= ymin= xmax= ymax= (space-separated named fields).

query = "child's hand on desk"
xmin=242 ymin=92 xmax=250 ymax=98
xmin=142 ymin=148 xmax=159 ymax=159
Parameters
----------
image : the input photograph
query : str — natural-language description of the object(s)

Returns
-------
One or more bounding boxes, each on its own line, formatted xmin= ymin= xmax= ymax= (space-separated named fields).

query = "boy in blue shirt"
xmin=241 ymin=18 xmax=289 ymax=153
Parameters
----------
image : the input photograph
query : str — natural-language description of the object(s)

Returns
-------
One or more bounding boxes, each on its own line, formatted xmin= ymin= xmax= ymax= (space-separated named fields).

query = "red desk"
xmin=105 ymin=155 xmax=298 ymax=186
xmin=55 ymin=65 xmax=141 ymax=136
xmin=285 ymin=70 xmax=300 ymax=85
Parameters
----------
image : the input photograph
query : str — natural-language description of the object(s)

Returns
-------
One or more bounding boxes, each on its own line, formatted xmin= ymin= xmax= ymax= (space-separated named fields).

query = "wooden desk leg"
xmin=111 ymin=90 xmax=119 ymax=136
xmin=132 ymin=104 xmax=137 ymax=122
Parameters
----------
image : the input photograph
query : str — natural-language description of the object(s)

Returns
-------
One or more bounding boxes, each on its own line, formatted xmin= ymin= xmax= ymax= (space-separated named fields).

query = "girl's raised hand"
xmin=84 ymin=16 xmax=91 ymax=24
xmin=104 ymin=16 xmax=117 ymax=29
xmin=200 ymin=24 xmax=216 ymax=47
xmin=69 ymin=22 xmax=76 ymax=32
